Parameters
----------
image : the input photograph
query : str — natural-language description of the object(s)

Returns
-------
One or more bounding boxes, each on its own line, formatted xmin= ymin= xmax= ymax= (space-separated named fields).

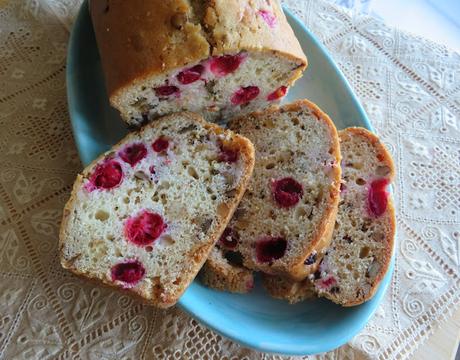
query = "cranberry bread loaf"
xmin=201 ymin=100 xmax=341 ymax=285
xmin=59 ymin=112 xmax=255 ymax=308
xmin=263 ymin=128 xmax=396 ymax=306
xmin=90 ymin=0 xmax=307 ymax=126
xmin=200 ymin=244 xmax=254 ymax=293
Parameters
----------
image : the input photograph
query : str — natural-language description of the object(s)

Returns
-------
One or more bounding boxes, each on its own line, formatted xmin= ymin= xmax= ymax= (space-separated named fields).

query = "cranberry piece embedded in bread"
xmin=111 ymin=260 xmax=145 ymax=287
xmin=119 ymin=143 xmax=147 ymax=167
xmin=231 ymin=86 xmax=260 ymax=105
xmin=317 ymin=276 xmax=337 ymax=290
xmin=124 ymin=210 xmax=166 ymax=247
xmin=219 ymin=228 xmax=239 ymax=249
xmin=89 ymin=160 xmax=123 ymax=191
xmin=272 ymin=177 xmax=303 ymax=208
xmin=256 ymin=236 xmax=287 ymax=262
xmin=267 ymin=86 xmax=287 ymax=101
xmin=152 ymin=137 xmax=169 ymax=153
xmin=258 ymin=10 xmax=277 ymax=28
xmin=210 ymin=54 xmax=245 ymax=77
xmin=154 ymin=85 xmax=180 ymax=98
xmin=219 ymin=144 xmax=239 ymax=163
xmin=368 ymin=178 xmax=390 ymax=217
xmin=177 ymin=65 xmax=205 ymax=85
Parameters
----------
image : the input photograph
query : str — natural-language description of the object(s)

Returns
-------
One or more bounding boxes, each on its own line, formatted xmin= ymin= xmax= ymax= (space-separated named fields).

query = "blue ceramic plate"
xmin=67 ymin=1 xmax=394 ymax=355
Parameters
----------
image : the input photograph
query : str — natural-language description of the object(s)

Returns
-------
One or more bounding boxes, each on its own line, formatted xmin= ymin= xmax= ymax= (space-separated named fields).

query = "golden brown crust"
xmin=90 ymin=0 xmax=307 ymax=104
xmin=90 ymin=0 xmax=210 ymax=103
xmin=59 ymin=111 xmax=255 ymax=308
xmin=228 ymin=100 xmax=341 ymax=281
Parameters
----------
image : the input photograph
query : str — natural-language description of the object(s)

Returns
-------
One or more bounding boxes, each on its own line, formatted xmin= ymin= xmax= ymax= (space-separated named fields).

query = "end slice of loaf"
xmin=262 ymin=128 xmax=396 ymax=306
xmin=59 ymin=112 xmax=255 ymax=308
xmin=201 ymin=100 xmax=341 ymax=286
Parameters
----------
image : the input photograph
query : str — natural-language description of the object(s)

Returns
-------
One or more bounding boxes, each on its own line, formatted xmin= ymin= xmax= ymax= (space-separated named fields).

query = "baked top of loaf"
xmin=200 ymin=246 xmax=254 ymax=293
xmin=214 ymin=100 xmax=341 ymax=280
xmin=59 ymin=112 xmax=255 ymax=308
xmin=90 ymin=0 xmax=307 ymax=102
xmin=262 ymin=127 xmax=395 ymax=306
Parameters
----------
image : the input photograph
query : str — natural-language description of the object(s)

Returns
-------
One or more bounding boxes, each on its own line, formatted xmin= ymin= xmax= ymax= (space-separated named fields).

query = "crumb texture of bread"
xmin=59 ymin=112 xmax=254 ymax=308
xmin=199 ymin=247 xmax=254 ymax=293
xmin=260 ymin=128 xmax=396 ymax=306
xmin=203 ymin=100 xmax=341 ymax=284
xmin=90 ymin=0 xmax=307 ymax=125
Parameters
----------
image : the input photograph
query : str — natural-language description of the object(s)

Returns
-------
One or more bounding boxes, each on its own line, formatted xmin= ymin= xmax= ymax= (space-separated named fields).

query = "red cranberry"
xmin=258 ymin=10 xmax=277 ymax=28
xmin=219 ymin=228 xmax=239 ymax=249
xmin=119 ymin=143 xmax=147 ymax=167
xmin=149 ymin=165 xmax=156 ymax=174
xmin=111 ymin=260 xmax=145 ymax=286
xmin=124 ymin=210 xmax=166 ymax=247
xmin=89 ymin=160 xmax=123 ymax=190
xmin=271 ymin=177 xmax=303 ymax=208
xmin=256 ymin=236 xmax=287 ymax=263
xmin=317 ymin=276 xmax=337 ymax=290
xmin=177 ymin=64 xmax=205 ymax=84
xmin=219 ymin=144 xmax=238 ymax=163
xmin=152 ymin=137 xmax=169 ymax=153
xmin=368 ymin=178 xmax=390 ymax=217
xmin=210 ymin=54 xmax=245 ymax=77
xmin=231 ymin=86 xmax=260 ymax=105
xmin=267 ymin=86 xmax=287 ymax=101
xmin=154 ymin=85 xmax=180 ymax=98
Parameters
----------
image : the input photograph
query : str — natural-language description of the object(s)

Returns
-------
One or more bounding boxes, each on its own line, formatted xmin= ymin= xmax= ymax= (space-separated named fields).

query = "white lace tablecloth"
xmin=0 ymin=0 xmax=459 ymax=359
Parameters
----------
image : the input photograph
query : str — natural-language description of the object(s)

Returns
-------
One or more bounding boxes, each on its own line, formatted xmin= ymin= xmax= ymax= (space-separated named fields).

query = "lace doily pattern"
xmin=0 ymin=0 xmax=459 ymax=359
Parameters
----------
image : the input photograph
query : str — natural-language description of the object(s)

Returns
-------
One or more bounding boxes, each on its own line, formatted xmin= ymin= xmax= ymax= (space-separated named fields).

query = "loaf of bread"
xmin=263 ymin=128 xmax=395 ymax=306
xmin=90 ymin=0 xmax=307 ymax=126
xmin=59 ymin=112 xmax=255 ymax=308
xmin=201 ymin=100 xmax=341 ymax=286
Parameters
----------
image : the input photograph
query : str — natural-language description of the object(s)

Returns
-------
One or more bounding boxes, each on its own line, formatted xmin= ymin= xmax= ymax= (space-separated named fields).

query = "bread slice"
xmin=201 ymin=100 xmax=341 ymax=286
xmin=200 ymin=246 xmax=254 ymax=293
xmin=90 ymin=0 xmax=307 ymax=126
xmin=262 ymin=128 xmax=396 ymax=306
xmin=59 ymin=112 xmax=255 ymax=308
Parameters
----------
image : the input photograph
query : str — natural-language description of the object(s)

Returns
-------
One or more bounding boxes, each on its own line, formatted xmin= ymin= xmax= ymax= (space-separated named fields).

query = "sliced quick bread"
xmin=263 ymin=127 xmax=395 ymax=306
xmin=59 ymin=112 xmax=255 ymax=308
xmin=201 ymin=100 xmax=341 ymax=286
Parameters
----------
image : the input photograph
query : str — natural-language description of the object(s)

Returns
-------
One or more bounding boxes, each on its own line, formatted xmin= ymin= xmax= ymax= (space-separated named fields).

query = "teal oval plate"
xmin=67 ymin=1 xmax=394 ymax=355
